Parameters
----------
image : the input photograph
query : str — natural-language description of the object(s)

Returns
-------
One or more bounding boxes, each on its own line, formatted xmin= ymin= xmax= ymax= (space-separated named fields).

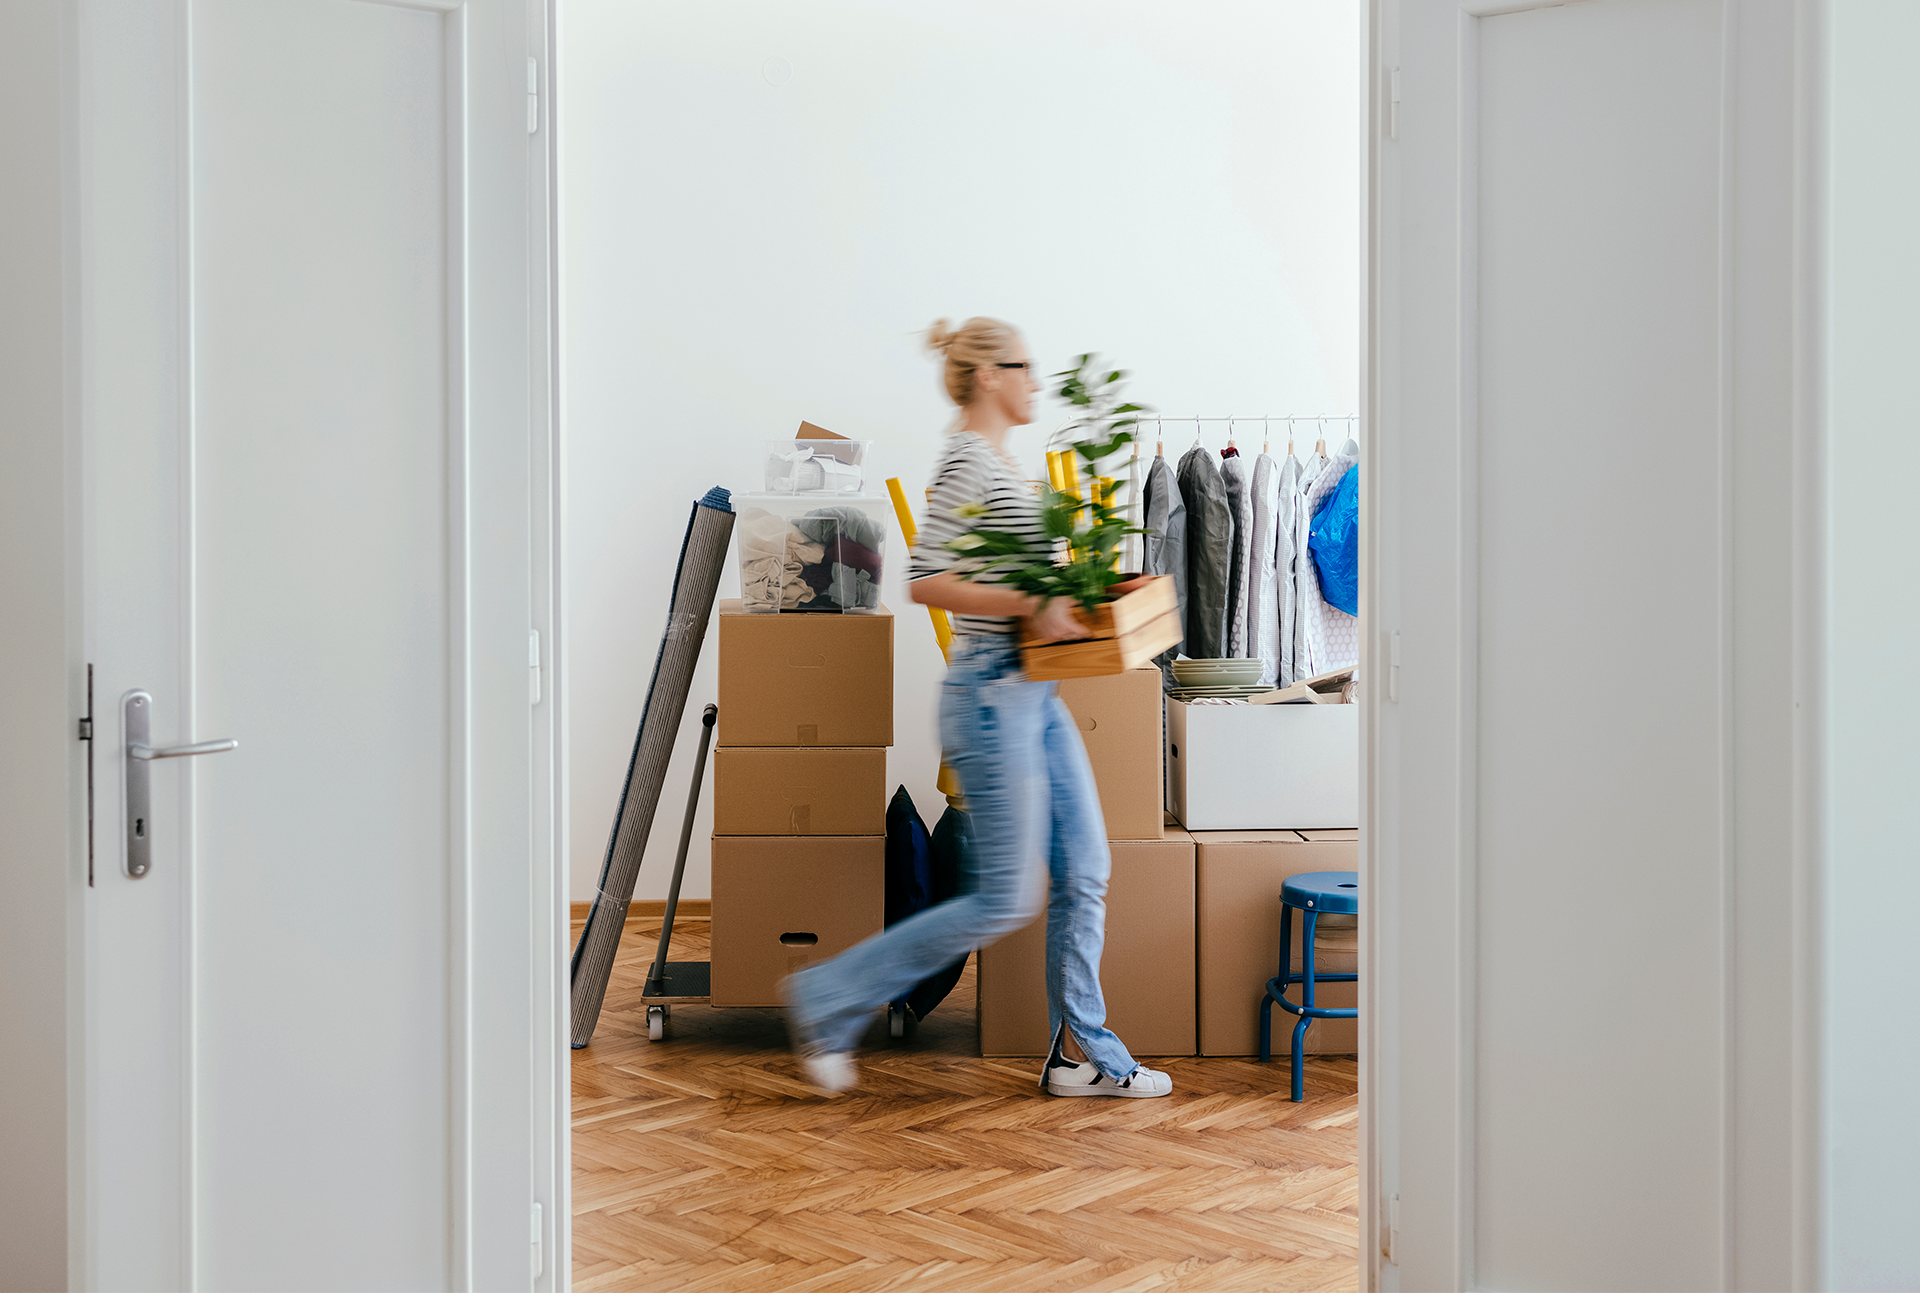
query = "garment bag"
xmin=1246 ymin=451 xmax=1285 ymax=686
xmin=1219 ymin=449 xmax=1254 ymax=658
xmin=1142 ymin=451 xmax=1187 ymax=684
xmin=1176 ymin=444 xmax=1232 ymax=660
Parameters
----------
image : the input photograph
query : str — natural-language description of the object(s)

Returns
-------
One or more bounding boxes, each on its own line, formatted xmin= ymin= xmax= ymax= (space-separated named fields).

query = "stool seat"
xmin=1280 ymin=870 xmax=1360 ymax=916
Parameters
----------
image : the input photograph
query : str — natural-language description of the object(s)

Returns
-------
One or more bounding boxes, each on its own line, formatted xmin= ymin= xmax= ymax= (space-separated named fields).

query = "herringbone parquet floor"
xmin=572 ymin=917 xmax=1360 ymax=1292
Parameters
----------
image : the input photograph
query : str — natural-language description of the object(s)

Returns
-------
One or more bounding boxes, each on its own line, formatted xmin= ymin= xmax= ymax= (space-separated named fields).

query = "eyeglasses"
xmin=995 ymin=362 xmax=1034 ymax=371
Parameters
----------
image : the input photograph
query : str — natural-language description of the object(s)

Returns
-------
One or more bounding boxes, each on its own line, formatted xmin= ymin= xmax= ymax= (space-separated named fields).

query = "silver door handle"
xmin=122 ymin=689 xmax=238 ymax=879
xmin=130 ymin=738 xmax=239 ymax=761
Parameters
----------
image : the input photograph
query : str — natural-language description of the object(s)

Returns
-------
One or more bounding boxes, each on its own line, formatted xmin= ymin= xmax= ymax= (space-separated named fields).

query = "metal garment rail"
xmin=1097 ymin=415 xmax=1361 ymax=569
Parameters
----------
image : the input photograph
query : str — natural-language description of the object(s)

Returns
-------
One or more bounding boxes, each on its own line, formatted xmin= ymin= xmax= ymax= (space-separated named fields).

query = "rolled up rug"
xmin=569 ymin=487 xmax=734 ymax=1047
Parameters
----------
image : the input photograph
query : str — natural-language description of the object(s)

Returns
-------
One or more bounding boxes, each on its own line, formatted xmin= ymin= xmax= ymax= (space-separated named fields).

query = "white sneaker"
xmin=1042 ymin=1057 xmax=1173 ymax=1099
xmin=778 ymin=973 xmax=859 ymax=1097
xmin=797 ymin=1049 xmax=858 ymax=1096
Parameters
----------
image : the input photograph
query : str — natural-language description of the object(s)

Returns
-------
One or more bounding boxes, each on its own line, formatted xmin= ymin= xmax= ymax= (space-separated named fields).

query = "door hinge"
xmin=531 ymin=1201 xmax=544 ymax=1278
xmin=78 ymin=717 xmax=92 ymax=740
xmin=527 ymin=56 xmax=539 ymax=135
xmin=529 ymin=629 xmax=542 ymax=705
xmin=1385 ymin=1191 xmax=1400 ymax=1265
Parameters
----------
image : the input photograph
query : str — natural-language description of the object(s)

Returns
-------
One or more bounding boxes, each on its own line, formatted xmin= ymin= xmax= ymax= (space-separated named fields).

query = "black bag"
xmin=884 ymin=787 xmax=970 ymax=1022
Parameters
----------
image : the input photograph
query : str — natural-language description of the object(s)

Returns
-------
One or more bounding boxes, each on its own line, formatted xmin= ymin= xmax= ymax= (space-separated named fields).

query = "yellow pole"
xmin=1105 ymin=476 xmax=1121 ymax=568
xmin=886 ymin=476 xmax=964 ymax=808
xmin=885 ymin=476 xmax=952 ymax=658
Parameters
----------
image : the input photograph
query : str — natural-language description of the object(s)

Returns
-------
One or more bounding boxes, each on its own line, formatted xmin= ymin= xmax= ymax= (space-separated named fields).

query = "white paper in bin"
xmin=763 ymin=439 xmax=873 ymax=494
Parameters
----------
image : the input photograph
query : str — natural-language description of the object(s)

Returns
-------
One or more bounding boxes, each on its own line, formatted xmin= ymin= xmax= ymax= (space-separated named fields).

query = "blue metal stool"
xmin=1260 ymin=870 xmax=1359 ymax=1101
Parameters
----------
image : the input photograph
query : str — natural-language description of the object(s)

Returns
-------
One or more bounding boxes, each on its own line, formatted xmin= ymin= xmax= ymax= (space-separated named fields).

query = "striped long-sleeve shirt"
xmin=907 ymin=431 xmax=1049 ymax=636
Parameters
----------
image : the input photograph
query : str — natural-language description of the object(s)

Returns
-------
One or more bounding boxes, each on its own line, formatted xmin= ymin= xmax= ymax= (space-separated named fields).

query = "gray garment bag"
xmin=1220 ymin=451 xmax=1253 ymax=658
xmin=1142 ymin=452 xmax=1187 ymax=685
xmin=1175 ymin=444 xmax=1232 ymax=661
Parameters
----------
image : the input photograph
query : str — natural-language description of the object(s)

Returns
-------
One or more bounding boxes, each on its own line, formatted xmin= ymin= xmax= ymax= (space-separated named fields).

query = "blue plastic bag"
xmin=1309 ymin=464 xmax=1359 ymax=617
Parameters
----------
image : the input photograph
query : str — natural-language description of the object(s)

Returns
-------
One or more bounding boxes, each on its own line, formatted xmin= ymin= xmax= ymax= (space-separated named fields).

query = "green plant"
xmin=944 ymin=354 xmax=1152 ymax=612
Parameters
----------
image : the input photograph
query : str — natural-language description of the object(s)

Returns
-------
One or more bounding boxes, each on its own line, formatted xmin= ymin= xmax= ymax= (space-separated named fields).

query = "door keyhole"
xmin=134 ymin=818 xmax=145 ymax=839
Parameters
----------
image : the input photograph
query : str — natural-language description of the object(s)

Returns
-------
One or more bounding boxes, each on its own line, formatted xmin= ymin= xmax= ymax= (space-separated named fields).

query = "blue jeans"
xmin=785 ymin=634 xmax=1139 ymax=1080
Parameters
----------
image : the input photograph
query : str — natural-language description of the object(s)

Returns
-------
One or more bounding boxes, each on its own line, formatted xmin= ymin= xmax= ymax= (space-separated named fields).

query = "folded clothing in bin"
xmin=738 ymin=497 xmax=887 ymax=613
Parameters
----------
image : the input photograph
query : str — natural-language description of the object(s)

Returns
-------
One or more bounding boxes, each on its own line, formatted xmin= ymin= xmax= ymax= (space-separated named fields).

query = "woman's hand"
xmin=1024 ymin=596 xmax=1089 ymax=644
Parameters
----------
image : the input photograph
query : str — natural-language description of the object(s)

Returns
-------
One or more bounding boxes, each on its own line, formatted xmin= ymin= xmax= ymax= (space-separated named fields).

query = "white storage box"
xmin=733 ymin=493 xmax=889 ymax=614
xmin=762 ymin=438 xmax=873 ymax=495
xmin=1166 ymin=697 xmax=1359 ymax=830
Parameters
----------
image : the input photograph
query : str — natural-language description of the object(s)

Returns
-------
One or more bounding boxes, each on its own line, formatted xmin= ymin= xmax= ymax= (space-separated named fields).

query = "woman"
xmin=781 ymin=316 xmax=1174 ymax=1101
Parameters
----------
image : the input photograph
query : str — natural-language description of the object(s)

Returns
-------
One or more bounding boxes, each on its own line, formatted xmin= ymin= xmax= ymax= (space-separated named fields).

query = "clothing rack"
xmin=1118 ymin=416 xmax=1360 ymax=569
xmin=1147 ymin=415 xmax=1358 ymax=444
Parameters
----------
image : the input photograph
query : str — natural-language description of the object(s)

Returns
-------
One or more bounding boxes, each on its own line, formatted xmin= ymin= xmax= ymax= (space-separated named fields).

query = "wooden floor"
xmin=572 ymin=917 xmax=1360 ymax=1292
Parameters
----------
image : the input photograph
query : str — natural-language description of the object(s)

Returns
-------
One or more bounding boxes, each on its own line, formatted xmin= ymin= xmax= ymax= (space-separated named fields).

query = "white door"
xmin=79 ymin=1 xmax=561 ymax=1288
xmin=1368 ymin=1 xmax=1812 ymax=1289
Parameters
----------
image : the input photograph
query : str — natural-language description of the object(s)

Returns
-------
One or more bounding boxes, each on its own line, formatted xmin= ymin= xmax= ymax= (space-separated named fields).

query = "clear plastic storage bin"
xmin=763 ymin=438 xmax=873 ymax=495
xmin=734 ymin=492 xmax=890 ymax=613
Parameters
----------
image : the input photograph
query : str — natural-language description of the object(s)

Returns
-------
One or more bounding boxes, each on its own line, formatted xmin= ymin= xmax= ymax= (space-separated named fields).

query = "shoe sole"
xmin=1044 ymin=1081 xmax=1172 ymax=1099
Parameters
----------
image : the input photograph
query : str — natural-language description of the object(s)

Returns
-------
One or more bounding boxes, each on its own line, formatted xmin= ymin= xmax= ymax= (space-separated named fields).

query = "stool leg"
xmin=1293 ymin=909 xmax=1319 ymax=1102
xmin=1263 ymin=902 xmax=1293 ymax=1065
xmin=1279 ymin=901 xmax=1294 ymax=986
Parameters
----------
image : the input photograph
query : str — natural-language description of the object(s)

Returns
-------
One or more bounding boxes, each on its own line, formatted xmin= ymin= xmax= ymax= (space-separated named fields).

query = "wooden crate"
xmin=1020 ymin=574 xmax=1181 ymax=681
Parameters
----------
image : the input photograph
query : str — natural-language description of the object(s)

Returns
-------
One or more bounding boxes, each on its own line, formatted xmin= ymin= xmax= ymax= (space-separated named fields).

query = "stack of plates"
xmin=1167 ymin=685 xmax=1269 ymax=701
xmin=1168 ymin=657 xmax=1268 ymax=700
xmin=1171 ymin=657 xmax=1263 ymax=687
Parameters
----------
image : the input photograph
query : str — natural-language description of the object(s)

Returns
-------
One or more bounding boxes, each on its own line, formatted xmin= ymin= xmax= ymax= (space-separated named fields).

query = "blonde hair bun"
xmin=924 ymin=316 xmax=1018 ymax=406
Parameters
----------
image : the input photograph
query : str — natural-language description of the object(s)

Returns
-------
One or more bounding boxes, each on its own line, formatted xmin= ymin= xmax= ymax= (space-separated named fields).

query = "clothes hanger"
xmin=1155 ymin=416 xmax=1164 ymax=458
xmin=1262 ymin=415 xmax=1271 ymax=456
xmin=1221 ymin=415 xmax=1239 ymax=459
xmin=1286 ymin=417 xmax=1296 ymax=458
xmin=1314 ymin=417 xmax=1328 ymax=459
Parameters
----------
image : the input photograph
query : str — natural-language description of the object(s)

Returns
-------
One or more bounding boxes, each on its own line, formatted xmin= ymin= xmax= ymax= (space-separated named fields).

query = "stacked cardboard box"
xmin=978 ymin=668 xmax=1199 ymax=1056
xmin=1194 ymin=828 xmax=1358 ymax=1055
xmin=708 ymin=601 xmax=893 ymax=1006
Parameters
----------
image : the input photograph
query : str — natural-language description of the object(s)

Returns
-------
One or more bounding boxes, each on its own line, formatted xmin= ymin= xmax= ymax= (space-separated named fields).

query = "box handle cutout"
xmin=779 ymin=932 xmax=819 ymax=946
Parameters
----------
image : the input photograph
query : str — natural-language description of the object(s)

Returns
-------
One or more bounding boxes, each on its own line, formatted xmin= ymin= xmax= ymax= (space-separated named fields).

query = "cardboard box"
xmin=710 ymin=835 xmax=884 ymax=1006
xmin=715 ymin=600 xmax=893 ymax=747
xmin=1167 ymin=697 xmax=1358 ymax=830
xmin=1019 ymin=575 xmax=1182 ymax=681
xmin=977 ymin=828 xmax=1196 ymax=1057
xmin=1195 ymin=830 xmax=1358 ymax=1055
xmin=712 ymin=747 xmax=886 ymax=836
xmin=1055 ymin=667 xmax=1165 ymax=841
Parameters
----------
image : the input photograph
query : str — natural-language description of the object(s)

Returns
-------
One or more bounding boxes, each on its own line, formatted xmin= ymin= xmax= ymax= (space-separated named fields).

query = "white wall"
xmin=561 ymin=0 xmax=1362 ymax=900
xmin=1824 ymin=3 xmax=1920 ymax=1287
